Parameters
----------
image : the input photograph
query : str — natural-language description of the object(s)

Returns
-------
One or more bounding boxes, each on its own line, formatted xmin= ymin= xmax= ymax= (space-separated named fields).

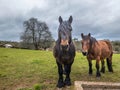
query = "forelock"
xmin=83 ymin=35 xmax=90 ymax=40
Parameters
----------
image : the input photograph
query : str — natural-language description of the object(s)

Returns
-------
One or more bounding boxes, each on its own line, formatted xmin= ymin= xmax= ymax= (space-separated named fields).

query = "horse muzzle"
xmin=61 ymin=39 xmax=68 ymax=45
xmin=82 ymin=52 xmax=88 ymax=56
xmin=60 ymin=39 xmax=69 ymax=51
xmin=82 ymin=50 xmax=88 ymax=56
xmin=61 ymin=45 xmax=69 ymax=51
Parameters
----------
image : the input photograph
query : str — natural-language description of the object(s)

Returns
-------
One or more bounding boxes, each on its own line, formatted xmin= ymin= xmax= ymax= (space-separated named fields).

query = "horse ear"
xmin=68 ymin=15 xmax=73 ymax=24
xmin=81 ymin=33 xmax=84 ymax=39
xmin=59 ymin=16 xmax=63 ymax=24
xmin=88 ymin=33 xmax=91 ymax=37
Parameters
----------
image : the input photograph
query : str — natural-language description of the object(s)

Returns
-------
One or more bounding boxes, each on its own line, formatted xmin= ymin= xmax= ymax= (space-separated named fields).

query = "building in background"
xmin=4 ymin=44 xmax=13 ymax=48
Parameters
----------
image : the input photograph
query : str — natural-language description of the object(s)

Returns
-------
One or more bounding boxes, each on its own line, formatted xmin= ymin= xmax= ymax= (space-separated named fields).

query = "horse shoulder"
xmin=93 ymin=41 xmax=101 ymax=53
xmin=89 ymin=41 xmax=101 ymax=59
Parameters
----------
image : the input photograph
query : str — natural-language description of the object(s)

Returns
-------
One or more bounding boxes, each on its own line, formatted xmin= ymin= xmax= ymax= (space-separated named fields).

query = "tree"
xmin=20 ymin=17 xmax=53 ymax=50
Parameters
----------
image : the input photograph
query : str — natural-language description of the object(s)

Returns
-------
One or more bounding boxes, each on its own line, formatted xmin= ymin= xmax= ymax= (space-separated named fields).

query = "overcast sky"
xmin=0 ymin=0 xmax=120 ymax=41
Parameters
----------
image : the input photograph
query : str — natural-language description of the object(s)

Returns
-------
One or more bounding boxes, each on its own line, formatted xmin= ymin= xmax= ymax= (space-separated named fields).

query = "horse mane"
xmin=58 ymin=24 xmax=72 ymax=44
xmin=90 ymin=37 xmax=97 ymax=45
xmin=89 ymin=37 xmax=97 ymax=52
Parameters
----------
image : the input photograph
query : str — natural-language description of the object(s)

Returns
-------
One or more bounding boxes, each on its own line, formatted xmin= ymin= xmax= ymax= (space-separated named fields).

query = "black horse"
xmin=53 ymin=16 xmax=75 ymax=88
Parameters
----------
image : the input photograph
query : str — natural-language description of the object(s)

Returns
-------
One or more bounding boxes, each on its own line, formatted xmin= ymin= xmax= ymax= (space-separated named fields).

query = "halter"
xmin=88 ymin=37 xmax=97 ymax=54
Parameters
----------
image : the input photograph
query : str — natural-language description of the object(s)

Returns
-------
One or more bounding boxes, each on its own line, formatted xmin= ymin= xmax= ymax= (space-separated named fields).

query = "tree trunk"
xmin=34 ymin=43 xmax=39 ymax=50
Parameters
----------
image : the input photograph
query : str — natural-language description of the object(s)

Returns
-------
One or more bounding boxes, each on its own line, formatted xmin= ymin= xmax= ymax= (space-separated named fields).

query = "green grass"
xmin=0 ymin=48 xmax=120 ymax=90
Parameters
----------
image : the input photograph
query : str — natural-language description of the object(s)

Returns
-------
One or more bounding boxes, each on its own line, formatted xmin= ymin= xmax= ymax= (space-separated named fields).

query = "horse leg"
xmin=63 ymin=65 xmax=66 ymax=75
xmin=106 ymin=57 xmax=113 ymax=72
xmin=88 ymin=60 xmax=92 ymax=75
xmin=56 ymin=62 xmax=64 ymax=88
xmin=64 ymin=64 xmax=72 ymax=86
xmin=101 ymin=60 xmax=105 ymax=73
xmin=96 ymin=58 xmax=101 ymax=77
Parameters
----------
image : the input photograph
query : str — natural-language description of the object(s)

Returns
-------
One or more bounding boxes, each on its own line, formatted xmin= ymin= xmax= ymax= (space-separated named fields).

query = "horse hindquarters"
xmin=104 ymin=41 xmax=113 ymax=72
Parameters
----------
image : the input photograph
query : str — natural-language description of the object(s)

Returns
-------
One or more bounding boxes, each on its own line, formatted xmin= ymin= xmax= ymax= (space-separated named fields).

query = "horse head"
xmin=58 ymin=16 xmax=73 ymax=51
xmin=81 ymin=33 xmax=91 ymax=56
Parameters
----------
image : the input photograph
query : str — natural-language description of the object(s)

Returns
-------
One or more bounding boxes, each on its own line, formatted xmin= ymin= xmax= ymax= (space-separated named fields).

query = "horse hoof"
xmin=64 ymin=82 xmax=71 ymax=86
xmin=64 ymin=80 xmax=71 ymax=86
xmin=57 ymin=88 xmax=63 ymax=90
xmin=109 ymin=69 xmax=113 ymax=72
xmin=96 ymin=77 xmax=100 ymax=80
xmin=89 ymin=73 xmax=92 ymax=76
xmin=96 ymin=74 xmax=101 ymax=79
xmin=101 ymin=71 xmax=105 ymax=73
xmin=109 ymin=71 xmax=113 ymax=73
xmin=101 ymin=70 xmax=105 ymax=73
xmin=66 ymin=86 xmax=71 ymax=88
xmin=96 ymin=73 xmax=101 ymax=77
xmin=57 ymin=82 xmax=65 ymax=88
xmin=101 ymin=68 xmax=105 ymax=73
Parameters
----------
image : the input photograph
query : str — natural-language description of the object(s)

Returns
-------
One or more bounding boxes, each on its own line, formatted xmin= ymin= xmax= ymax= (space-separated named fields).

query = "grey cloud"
xmin=0 ymin=0 xmax=120 ymax=41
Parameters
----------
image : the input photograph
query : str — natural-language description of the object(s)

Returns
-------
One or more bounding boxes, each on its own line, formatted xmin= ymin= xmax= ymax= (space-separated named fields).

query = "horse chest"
xmin=61 ymin=56 xmax=70 ymax=61
xmin=87 ymin=52 xmax=96 ymax=60
xmin=61 ymin=53 xmax=70 ymax=60
xmin=59 ymin=52 xmax=72 ymax=64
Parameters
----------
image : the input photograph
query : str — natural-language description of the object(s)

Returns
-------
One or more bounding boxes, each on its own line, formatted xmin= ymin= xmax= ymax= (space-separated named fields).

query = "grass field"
xmin=0 ymin=48 xmax=120 ymax=90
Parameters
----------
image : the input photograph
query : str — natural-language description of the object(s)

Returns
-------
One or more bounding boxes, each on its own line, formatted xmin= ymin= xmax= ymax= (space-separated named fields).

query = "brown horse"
xmin=81 ymin=33 xmax=113 ymax=77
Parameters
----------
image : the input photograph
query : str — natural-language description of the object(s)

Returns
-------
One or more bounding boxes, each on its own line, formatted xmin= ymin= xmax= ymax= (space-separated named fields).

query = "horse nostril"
xmin=62 ymin=45 xmax=68 ymax=48
xmin=82 ymin=52 xmax=88 ymax=56
xmin=61 ymin=44 xmax=69 ymax=51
